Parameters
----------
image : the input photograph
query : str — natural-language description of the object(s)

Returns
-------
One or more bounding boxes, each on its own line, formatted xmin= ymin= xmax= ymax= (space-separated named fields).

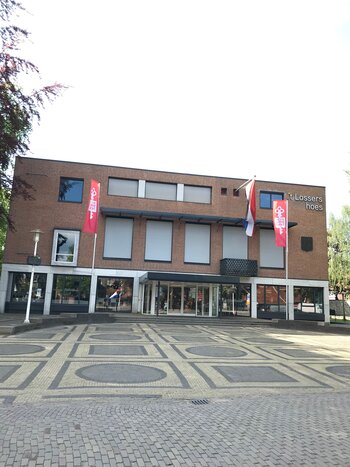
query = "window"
xmin=184 ymin=185 xmax=211 ymax=204
xmin=221 ymin=188 xmax=227 ymax=195
xmin=52 ymin=275 xmax=91 ymax=305
xmin=104 ymin=217 xmax=133 ymax=259
xmin=145 ymin=220 xmax=172 ymax=261
xmin=260 ymin=229 xmax=284 ymax=268
xmin=145 ymin=182 xmax=177 ymax=201
xmin=108 ymin=178 xmax=138 ymax=197
xmin=223 ymin=226 xmax=247 ymax=259
xmin=260 ymin=191 xmax=283 ymax=209
xmin=257 ymin=284 xmax=286 ymax=313
xmin=96 ymin=277 xmax=134 ymax=312
xmin=59 ymin=178 xmax=84 ymax=203
xmin=10 ymin=273 xmax=46 ymax=302
xmin=52 ymin=230 xmax=80 ymax=266
xmin=294 ymin=287 xmax=323 ymax=313
xmin=184 ymin=223 xmax=210 ymax=263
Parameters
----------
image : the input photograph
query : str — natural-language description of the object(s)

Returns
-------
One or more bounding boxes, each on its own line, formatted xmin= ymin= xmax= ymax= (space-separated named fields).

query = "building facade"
xmin=0 ymin=157 xmax=329 ymax=321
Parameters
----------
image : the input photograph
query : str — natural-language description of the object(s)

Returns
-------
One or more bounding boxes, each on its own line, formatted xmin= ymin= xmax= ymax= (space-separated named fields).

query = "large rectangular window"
xmin=184 ymin=223 xmax=210 ymax=264
xmin=108 ymin=178 xmax=138 ymax=197
xmin=184 ymin=185 xmax=211 ymax=204
xmin=59 ymin=178 xmax=84 ymax=203
xmin=260 ymin=229 xmax=284 ymax=268
xmin=294 ymin=287 xmax=324 ymax=313
xmin=145 ymin=181 xmax=177 ymax=201
xmin=257 ymin=284 xmax=286 ymax=313
xmin=145 ymin=220 xmax=172 ymax=261
xmin=10 ymin=272 xmax=47 ymax=303
xmin=104 ymin=217 xmax=133 ymax=259
xmin=52 ymin=275 xmax=91 ymax=305
xmin=222 ymin=226 xmax=247 ymax=259
xmin=95 ymin=277 xmax=134 ymax=312
xmin=260 ymin=191 xmax=284 ymax=209
xmin=51 ymin=230 xmax=80 ymax=266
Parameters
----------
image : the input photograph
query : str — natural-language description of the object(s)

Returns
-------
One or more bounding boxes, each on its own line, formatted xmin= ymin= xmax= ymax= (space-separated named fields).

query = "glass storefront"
xmin=142 ymin=282 xmax=249 ymax=317
xmin=221 ymin=284 xmax=251 ymax=316
xmin=96 ymin=277 xmax=134 ymax=312
xmin=257 ymin=284 xmax=287 ymax=318
xmin=52 ymin=275 xmax=91 ymax=305
xmin=294 ymin=287 xmax=324 ymax=314
xmin=5 ymin=272 xmax=47 ymax=313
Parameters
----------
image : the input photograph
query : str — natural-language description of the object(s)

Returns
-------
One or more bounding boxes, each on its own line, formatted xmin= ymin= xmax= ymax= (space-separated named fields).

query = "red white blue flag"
xmin=83 ymin=179 xmax=100 ymax=234
xmin=244 ymin=179 xmax=256 ymax=237
xmin=273 ymin=200 xmax=288 ymax=247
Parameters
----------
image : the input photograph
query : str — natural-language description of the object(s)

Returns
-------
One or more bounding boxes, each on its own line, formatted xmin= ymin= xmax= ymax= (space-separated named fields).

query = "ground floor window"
xmin=221 ymin=284 xmax=251 ymax=316
xmin=9 ymin=272 xmax=47 ymax=303
xmin=52 ymin=275 xmax=91 ymax=305
xmin=5 ymin=272 xmax=47 ymax=313
xmin=257 ymin=284 xmax=286 ymax=313
xmin=96 ymin=277 xmax=133 ymax=312
xmin=294 ymin=287 xmax=323 ymax=313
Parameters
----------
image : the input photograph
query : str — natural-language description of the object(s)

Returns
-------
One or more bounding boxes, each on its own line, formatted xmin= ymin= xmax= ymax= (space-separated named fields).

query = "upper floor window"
xmin=260 ymin=191 xmax=284 ymax=209
xmin=104 ymin=217 xmax=133 ymax=259
xmin=184 ymin=185 xmax=211 ymax=204
xmin=260 ymin=229 xmax=284 ymax=268
xmin=59 ymin=178 xmax=84 ymax=203
xmin=145 ymin=181 xmax=177 ymax=201
xmin=108 ymin=178 xmax=138 ymax=197
xmin=145 ymin=220 xmax=173 ymax=261
xmin=184 ymin=223 xmax=211 ymax=264
xmin=51 ymin=229 xmax=80 ymax=266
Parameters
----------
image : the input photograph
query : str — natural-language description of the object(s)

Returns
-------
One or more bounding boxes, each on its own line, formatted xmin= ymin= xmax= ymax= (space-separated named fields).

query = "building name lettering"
xmin=287 ymin=193 xmax=323 ymax=211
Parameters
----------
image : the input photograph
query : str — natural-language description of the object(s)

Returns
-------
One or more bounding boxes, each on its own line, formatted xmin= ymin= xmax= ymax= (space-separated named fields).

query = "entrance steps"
xmin=113 ymin=313 xmax=272 ymax=326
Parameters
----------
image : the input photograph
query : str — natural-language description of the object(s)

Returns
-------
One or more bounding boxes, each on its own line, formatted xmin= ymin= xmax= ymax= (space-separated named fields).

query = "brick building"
xmin=0 ymin=157 xmax=329 ymax=321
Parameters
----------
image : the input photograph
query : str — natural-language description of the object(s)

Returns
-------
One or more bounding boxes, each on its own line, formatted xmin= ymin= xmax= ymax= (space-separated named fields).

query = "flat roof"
xmin=139 ymin=272 xmax=240 ymax=284
xmin=101 ymin=207 xmax=298 ymax=228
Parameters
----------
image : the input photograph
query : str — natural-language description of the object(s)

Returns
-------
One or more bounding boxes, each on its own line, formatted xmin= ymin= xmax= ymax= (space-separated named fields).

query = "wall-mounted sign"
xmin=287 ymin=193 xmax=323 ymax=211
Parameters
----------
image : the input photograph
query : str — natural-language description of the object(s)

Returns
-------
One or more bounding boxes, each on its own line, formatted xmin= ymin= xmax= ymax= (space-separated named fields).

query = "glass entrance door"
xmin=196 ymin=286 xmax=209 ymax=316
xmin=168 ymin=286 xmax=182 ymax=314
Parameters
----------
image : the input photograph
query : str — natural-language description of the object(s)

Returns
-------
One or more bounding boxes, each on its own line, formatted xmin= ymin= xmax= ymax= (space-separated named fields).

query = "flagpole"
xmin=91 ymin=233 xmax=97 ymax=271
xmin=236 ymin=175 xmax=256 ymax=192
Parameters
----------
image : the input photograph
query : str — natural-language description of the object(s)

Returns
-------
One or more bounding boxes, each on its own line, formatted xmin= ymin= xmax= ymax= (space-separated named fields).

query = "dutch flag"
xmin=244 ymin=178 xmax=256 ymax=237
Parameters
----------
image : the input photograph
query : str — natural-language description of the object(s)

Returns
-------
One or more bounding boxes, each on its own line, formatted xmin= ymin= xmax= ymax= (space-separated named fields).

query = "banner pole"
xmin=92 ymin=233 xmax=97 ymax=271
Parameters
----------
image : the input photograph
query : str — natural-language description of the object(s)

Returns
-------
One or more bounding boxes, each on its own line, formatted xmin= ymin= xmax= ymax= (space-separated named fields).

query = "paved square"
xmin=0 ymin=321 xmax=349 ymax=466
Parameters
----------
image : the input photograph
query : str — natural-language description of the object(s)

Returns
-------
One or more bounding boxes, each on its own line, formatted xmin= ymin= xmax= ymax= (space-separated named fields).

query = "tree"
xmin=328 ymin=206 xmax=350 ymax=300
xmin=0 ymin=0 xmax=65 ymax=233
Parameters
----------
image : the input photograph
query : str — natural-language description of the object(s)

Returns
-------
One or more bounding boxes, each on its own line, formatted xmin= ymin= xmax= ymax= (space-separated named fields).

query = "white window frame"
xmin=51 ymin=229 xmax=80 ymax=266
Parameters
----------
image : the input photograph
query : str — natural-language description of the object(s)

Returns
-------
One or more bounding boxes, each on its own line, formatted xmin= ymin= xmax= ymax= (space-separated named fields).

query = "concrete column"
xmin=0 ymin=268 xmax=9 ymax=313
xmin=43 ymin=272 xmax=53 ymax=315
xmin=251 ymin=283 xmax=257 ymax=318
xmin=88 ymin=273 xmax=98 ymax=313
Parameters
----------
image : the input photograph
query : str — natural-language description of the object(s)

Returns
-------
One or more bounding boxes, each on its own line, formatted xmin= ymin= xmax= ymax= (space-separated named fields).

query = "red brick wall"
xmin=4 ymin=157 xmax=328 ymax=281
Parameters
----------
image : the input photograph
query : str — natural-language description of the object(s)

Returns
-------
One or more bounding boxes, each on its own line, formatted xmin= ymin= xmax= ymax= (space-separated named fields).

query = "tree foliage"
xmin=0 ymin=0 xmax=65 ymax=231
xmin=328 ymin=206 xmax=350 ymax=298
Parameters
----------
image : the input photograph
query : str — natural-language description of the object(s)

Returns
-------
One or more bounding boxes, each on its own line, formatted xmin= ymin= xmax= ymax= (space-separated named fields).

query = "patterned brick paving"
xmin=0 ymin=323 xmax=349 ymax=465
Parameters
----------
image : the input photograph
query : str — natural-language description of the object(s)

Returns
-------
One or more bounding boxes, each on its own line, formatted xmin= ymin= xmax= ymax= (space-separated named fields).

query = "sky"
xmin=15 ymin=0 xmax=350 ymax=219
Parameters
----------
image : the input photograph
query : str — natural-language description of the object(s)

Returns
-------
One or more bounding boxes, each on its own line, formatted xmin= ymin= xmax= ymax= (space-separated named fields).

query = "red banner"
xmin=83 ymin=180 xmax=100 ymax=234
xmin=273 ymin=200 xmax=287 ymax=247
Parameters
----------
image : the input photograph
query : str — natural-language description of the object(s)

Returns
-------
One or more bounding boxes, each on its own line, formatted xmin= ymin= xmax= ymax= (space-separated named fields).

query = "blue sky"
xmin=16 ymin=0 xmax=350 ymax=218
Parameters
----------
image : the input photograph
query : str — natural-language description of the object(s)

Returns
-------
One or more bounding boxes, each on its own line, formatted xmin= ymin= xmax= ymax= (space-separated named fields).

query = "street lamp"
xmin=24 ymin=229 xmax=43 ymax=324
